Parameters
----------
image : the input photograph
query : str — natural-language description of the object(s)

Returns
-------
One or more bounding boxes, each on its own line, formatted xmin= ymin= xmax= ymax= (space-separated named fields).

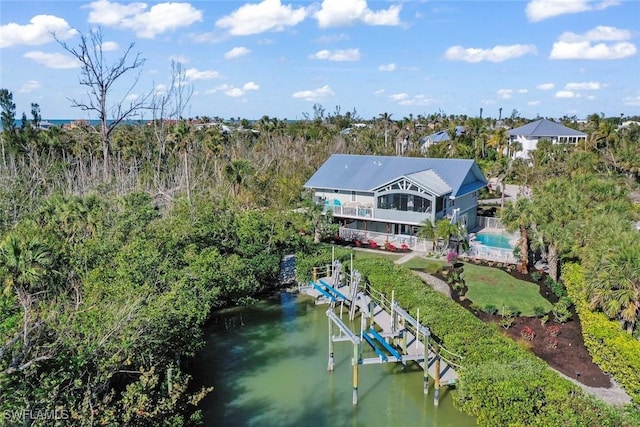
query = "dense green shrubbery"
xmin=0 ymin=193 xmax=309 ymax=425
xmin=563 ymin=263 xmax=640 ymax=404
xmin=297 ymin=252 xmax=635 ymax=426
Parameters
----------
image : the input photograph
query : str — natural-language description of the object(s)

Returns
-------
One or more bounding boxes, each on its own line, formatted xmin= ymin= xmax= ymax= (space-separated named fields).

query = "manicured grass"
xmin=460 ymin=262 xmax=553 ymax=316
xmin=401 ymin=257 xmax=448 ymax=273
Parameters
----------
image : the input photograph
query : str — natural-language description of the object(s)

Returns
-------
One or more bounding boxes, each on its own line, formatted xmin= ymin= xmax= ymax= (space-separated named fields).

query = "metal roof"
xmin=508 ymin=119 xmax=587 ymax=137
xmin=304 ymin=154 xmax=487 ymax=197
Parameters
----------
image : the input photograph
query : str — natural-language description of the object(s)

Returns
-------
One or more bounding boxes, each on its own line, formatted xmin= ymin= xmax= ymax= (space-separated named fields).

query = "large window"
xmin=377 ymin=193 xmax=431 ymax=212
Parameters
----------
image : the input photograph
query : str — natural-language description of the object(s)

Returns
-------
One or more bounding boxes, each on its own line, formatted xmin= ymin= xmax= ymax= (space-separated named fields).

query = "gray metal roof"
xmin=508 ymin=119 xmax=586 ymax=137
xmin=405 ymin=170 xmax=451 ymax=196
xmin=304 ymin=154 xmax=487 ymax=197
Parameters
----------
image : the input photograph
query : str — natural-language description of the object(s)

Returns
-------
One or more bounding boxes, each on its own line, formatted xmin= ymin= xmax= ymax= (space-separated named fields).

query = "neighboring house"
xmin=508 ymin=118 xmax=587 ymax=158
xmin=304 ymin=154 xmax=487 ymax=238
xmin=419 ymin=126 xmax=465 ymax=152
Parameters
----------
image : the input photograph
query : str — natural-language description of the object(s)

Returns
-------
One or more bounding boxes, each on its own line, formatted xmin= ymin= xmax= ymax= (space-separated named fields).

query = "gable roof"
xmin=304 ymin=154 xmax=487 ymax=198
xmin=508 ymin=119 xmax=586 ymax=138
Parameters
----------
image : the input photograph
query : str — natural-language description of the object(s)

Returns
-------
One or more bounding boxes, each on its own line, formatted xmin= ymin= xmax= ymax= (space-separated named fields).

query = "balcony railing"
xmin=324 ymin=204 xmax=373 ymax=219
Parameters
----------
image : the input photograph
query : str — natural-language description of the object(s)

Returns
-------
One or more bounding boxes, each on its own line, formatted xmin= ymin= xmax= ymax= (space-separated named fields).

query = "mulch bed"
xmin=432 ymin=263 xmax=612 ymax=388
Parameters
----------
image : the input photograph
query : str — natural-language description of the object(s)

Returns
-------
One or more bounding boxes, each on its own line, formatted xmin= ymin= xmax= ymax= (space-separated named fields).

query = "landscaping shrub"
xmin=545 ymin=276 xmax=568 ymax=298
xmin=563 ymin=263 xmax=640 ymax=404
xmin=533 ymin=306 xmax=548 ymax=317
xmin=482 ymin=304 xmax=498 ymax=315
xmin=530 ymin=271 xmax=543 ymax=281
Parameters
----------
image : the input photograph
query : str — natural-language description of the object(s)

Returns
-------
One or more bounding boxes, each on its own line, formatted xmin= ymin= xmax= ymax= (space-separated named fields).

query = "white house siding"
xmin=513 ymin=135 xmax=538 ymax=159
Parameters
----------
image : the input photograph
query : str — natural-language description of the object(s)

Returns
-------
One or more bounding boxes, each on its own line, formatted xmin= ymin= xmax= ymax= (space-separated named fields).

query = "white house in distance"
xmin=508 ymin=118 xmax=587 ymax=159
xmin=304 ymin=154 xmax=487 ymax=241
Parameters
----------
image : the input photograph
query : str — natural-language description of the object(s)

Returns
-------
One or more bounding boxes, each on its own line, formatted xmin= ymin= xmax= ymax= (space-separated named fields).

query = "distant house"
xmin=304 ymin=154 xmax=487 ymax=239
xmin=419 ymin=126 xmax=465 ymax=152
xmin=508 ymin=119 xmax=587 ymax=158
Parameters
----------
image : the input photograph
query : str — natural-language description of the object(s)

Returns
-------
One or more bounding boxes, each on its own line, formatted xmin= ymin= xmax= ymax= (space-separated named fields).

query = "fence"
xmin=476 ymin=216 xmax=504 ymax=229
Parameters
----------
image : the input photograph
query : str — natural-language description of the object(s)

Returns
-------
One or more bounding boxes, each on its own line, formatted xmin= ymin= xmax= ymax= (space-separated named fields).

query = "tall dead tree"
xmin=56 ymin=28 xmax=148 ymax=182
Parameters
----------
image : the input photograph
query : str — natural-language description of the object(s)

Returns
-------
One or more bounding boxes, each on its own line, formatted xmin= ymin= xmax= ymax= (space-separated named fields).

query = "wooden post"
xmin=328 ymin=317 xmax=334 ymax=371
xmin=434 ymin=344 xmax=441 ymax=406
xmin=423 ymin=334 xmax=430 ymax=395
xmin=352 ymin=343 xmax=359 ymax=405
xmin=313 ymin=267 xmax=317 ymax=283
xmin=391 ymin=290 xmax=396 ymax=334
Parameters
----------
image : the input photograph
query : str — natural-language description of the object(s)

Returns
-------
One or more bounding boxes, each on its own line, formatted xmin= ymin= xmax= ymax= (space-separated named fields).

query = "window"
xmin=351 ymin=191 xmax=356 ymax=202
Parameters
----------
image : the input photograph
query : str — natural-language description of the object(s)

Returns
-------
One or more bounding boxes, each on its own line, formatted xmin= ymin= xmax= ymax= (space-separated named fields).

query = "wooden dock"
xmin=303 ymin=261 xmax=461 ymax=405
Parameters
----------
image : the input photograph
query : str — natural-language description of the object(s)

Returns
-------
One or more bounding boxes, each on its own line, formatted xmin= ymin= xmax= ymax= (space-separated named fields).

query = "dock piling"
xmin=434 ymin=344 xmax=441 ymax=406
xmin=352 ymin=343 xmax=359 ymax=405
xmin=328 ymin=316 xmax=334 ymax=371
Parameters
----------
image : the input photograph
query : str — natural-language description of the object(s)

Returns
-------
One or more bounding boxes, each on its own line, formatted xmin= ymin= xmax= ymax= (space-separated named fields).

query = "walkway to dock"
xmin=300 ymin=260 xmax=462 ymax=405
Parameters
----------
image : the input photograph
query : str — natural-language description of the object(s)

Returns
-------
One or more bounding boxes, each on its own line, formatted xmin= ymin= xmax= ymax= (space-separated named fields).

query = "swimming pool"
xmin=475 ymin=233 xmax=514 ymax=249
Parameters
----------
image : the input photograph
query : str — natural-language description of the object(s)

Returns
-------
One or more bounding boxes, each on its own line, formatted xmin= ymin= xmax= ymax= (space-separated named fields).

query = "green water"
xmin=194 ymin=292 xmax=476 ymax=427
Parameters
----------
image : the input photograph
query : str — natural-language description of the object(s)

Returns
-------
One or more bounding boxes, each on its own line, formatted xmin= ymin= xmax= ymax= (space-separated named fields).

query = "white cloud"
xmin=497 ymin=89 xmax=513 ymax=99
xmin=554 ymin=90 xmax=579 ymax=98
xmin=224 ymin=46 xmax=251 ymax=59
xmin=155 ymin=84 xmax=168 ymax=95
xmin=550 ymin=26 xmax=636 ymax=60
xmin=389 ymin=93 xmax=435 ymax=106
xmin=125 ymin=94 xmax=139 ymax=102
xmin=378 ymin=63 xmax=396 ymax=72
xmin=243 ymin=81 xmax=260 ymax=91
xmin=564 ymin=81 xmax=604 ymax=90
xmin=185 ymin=68 xmax=220 ymax=81
xmin=374 ymin=89 xmax=385 ymax=95
xmin=225 ymin=87 xmax=244 ymax=98
xmin=623 ymin=95 xmax=640 ymax=106
xmin=390 ymin=93 xmax=408 ymax=101
xmin=24 ymin=51 xmax=80 ymax=69
xmin=0 ymin=15 xmax=77 ymax=48
xmin=558 ymin=25 xmax=631 ymax=43
xmin=292 ymin=85 xmax=335 ymax=101
xmin=517 ymin=89 xmax=528 ymax=94
xmin=525 ymin=0 xmax=620 ymax=23
xmin=537 ymin=83 xmax=555 ymax=90
xmin=444 ymin=44 xmax=537 ymax=62
xmin=314 ymin=0 xmax=401 ymax=27
xmin=550 ymin=41 xmax=636 ymax=60
xmin=586 ymin=95 xmax=596 ymax=100
xmin=101 ymin=41 xmax=119 ymax=51
xmin=19 ymin=80 xmax=41 ymax=93
xmin=216 ymin=0 xmax=307 ymax=36
xmin=206 ymin=82 xmax=259 ymax=97
xmin=86 ymin=0 xmax=202 ymax=38
xmin=528 ymin=101 xmax=541 ymax=106
xmin=309 ymin=48 xmax=361 ymax=61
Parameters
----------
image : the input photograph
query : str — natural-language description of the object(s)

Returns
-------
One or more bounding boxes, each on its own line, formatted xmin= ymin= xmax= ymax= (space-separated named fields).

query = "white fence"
xmin=476 ymin=216 xmax=504 ymax=229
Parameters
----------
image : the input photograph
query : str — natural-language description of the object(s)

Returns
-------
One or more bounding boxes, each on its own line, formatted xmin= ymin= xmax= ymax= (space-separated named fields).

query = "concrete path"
xmin=394 ymin=252 xmax=452 ymax=298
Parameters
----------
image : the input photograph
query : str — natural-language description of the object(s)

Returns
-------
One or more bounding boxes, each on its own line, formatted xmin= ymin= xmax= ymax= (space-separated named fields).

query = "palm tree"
xmin=0 ymin=234 xmax=52 ymax=296
xmin=224 ymin=159 xmax=253 ymax=197
xmin=584 ymin=234 xmax=640 ymax=334
xmin=378 ymin=112 xmax=393 ymax=151
xmin=487 ymin=128 xmax=508 ymax=158
xmin=500 ymin=197 xmax=536 ymax=273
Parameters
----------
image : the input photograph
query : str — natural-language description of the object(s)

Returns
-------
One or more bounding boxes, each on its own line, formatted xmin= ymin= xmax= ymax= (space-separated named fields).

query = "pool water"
xmin=475 ymin=233 xmax=513 ymax=249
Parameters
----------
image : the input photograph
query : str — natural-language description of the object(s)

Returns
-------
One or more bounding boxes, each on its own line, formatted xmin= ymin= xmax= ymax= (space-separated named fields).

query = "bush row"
xmin=297 ymin=249 xmax=636 ymax=426
xmin=563 ymin=263 xmax=640 ymax=404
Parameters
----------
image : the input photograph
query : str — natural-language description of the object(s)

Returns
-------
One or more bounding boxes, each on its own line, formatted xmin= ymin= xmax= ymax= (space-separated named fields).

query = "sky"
xmin=1 ymin=0 xmax=639 ymax=121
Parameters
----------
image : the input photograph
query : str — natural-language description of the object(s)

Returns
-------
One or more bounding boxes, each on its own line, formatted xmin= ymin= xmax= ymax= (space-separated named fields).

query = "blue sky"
xmin=1 ymin=0 xmax=639 ymax=121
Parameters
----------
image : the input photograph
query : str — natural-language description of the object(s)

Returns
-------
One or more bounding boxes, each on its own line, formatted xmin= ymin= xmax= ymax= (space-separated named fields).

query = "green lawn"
xmin=401 ymin=257 xmax=448 ymax=273
xmin=403 ymin=257 xmax=553 ymax=316
xmin=460 ymin=262 xmax=553 ymax=316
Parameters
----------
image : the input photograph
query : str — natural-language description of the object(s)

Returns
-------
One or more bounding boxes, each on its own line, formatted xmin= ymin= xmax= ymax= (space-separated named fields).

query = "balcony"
xmin=323 ymin=202 xmax=373 ymax=219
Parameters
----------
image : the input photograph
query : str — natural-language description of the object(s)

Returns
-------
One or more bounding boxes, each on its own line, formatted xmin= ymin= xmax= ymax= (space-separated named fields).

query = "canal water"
xmin=193 ymin=292 xmax=476 ymax=427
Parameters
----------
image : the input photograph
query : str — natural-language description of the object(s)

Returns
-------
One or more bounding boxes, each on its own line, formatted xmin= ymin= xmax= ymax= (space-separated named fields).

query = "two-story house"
xmin=508 ymin=118 xmax=587 ymax=159
xmin=304 ymin=154 xmax=487 ymax=241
